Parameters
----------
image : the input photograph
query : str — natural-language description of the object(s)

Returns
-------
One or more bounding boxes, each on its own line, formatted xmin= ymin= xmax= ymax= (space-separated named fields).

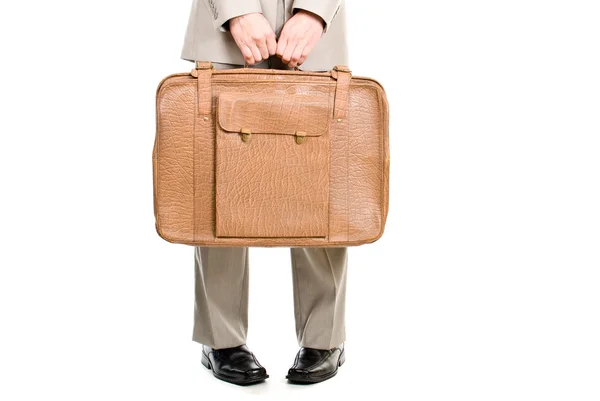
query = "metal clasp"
xmin=295 ymin=131 xmax=307 ymax=144
xmin=195 ymin=61 xmax=214 ymax=70
xmin=240 ymin=128 xmax=252 ymax=143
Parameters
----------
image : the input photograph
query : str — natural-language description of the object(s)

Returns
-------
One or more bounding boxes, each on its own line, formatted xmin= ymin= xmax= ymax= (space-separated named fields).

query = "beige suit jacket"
xmin=180 ymin=0 xmax=348 ymax=72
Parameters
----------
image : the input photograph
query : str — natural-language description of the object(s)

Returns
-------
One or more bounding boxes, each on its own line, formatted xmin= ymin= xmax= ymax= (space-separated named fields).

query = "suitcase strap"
xmin=330 ymin=65 xmax=352 ymax=242
xmin=332 ymin=65 xmax=351 ymax=121
xmin=195 ymin=61 xmax=213 ymax=118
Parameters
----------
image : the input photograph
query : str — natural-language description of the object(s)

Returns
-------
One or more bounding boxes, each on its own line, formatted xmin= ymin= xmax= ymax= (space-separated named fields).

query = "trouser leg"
xmin=192 ymin=246 xmax=249 ymax=349
xmin=290 ymin=247 xmax=349 ymax=350
xmin=191 ymin=62 xmax=251 ymax=350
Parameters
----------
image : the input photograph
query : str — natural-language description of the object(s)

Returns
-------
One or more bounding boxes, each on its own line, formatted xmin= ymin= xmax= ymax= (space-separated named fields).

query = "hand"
xmin=276 ymin=10 xmax=325 ymax=68
xmin=229 ymin=13 xmax=277 ymax=65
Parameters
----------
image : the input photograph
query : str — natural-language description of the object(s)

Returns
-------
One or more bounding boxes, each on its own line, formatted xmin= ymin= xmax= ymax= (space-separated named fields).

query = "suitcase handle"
xmin=195 ymin=60 xmax=348 ymax=73
xmin=243 ymin=60 xmax=300 ymax=71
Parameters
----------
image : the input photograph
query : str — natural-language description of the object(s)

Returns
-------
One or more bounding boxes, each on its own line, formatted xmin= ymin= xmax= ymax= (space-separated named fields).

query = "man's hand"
xmin=276 ymin=10 xmax=325 ymax=68
xmin=229 ymin=13 xmax=277 ymax=65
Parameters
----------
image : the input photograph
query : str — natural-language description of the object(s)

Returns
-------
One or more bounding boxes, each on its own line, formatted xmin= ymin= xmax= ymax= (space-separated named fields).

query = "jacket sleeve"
xmin=292 ymin=0 xmax=344 ymax=33
xmin=204 ymin=0 xmax=263 ymax=31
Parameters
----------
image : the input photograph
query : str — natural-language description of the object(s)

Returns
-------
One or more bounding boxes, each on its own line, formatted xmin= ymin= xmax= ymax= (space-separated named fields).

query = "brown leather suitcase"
xmin=152 ymin=62 xmax=389 ymax=247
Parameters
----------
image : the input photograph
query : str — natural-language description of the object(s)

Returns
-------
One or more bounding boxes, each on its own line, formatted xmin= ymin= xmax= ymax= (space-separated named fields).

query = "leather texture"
xmin=286 ymin=344 xmax=345 ymax=383
xmin=218 ymin=92 xmax=330 ymax=137
xmin=201 ymin=344 xmax=268 ymax=385
xmin=153 ymin=62 xmax=390 ymax=247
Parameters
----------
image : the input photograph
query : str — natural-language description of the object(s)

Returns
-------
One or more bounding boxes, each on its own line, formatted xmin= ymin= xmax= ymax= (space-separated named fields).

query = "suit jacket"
xmin=180 ymin=0 xmax=348 ymax=72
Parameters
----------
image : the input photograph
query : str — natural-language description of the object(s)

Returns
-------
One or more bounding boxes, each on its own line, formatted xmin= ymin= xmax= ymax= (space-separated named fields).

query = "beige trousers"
xmin=192 ymin=58 xmax=348 ymax=351
xmin=193 ymin=246 xmax=348 ymax=350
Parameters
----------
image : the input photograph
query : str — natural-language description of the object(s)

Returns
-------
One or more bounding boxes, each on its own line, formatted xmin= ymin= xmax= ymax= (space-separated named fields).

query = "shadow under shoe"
xmin=201 ymin=344 xmax=268 ymax=385
xmin=286 ymin=343 xmax=345 ymax=384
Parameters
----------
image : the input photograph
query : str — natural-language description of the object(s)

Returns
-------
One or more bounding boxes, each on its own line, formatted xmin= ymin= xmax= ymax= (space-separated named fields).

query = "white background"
xmin=1 ymin=0 xmax=599 ymax=400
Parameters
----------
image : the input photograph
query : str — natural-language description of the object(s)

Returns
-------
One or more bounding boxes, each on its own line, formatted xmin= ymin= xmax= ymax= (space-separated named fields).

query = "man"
xmin=180 ymin=0 xmax=349 ymax=385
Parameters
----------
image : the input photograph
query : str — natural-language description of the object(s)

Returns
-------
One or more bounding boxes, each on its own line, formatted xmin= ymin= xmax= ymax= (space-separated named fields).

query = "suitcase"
xmin=152 ymin=61 xmax=390 ymax=247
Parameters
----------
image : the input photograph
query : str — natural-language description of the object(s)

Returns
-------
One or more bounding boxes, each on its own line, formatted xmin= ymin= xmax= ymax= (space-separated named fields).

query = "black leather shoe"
xmin=286 ymin=344 xmax=345 ymax=384
xmin=201 ymin=344 xmax=268 ymax=385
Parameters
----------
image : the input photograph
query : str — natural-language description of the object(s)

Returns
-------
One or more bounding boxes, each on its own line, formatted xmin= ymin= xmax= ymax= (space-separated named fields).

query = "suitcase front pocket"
xmin=215 ymin=92 xmax=331 ymax=238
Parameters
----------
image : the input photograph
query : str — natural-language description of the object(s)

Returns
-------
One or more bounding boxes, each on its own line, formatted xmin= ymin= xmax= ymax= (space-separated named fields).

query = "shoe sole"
xmin=201 ymin=352 xmax=268 ymax=385
xmin=286 ymin=348 xmax=346 ymax=384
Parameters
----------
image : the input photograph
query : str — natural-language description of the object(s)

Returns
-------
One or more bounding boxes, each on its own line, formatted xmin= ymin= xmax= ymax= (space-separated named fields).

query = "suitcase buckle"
xmin=195 ymin=61 xmax=214 ymax=70
xmin=240 ymin=128 xmax=252 ymax=143
xmin=295 ymin=131 xmax=307 ymax=144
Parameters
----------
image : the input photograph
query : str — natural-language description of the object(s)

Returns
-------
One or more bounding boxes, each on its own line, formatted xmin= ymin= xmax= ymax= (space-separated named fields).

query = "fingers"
xmin=230 ymin=24 xmax=254 ymax=64
xmin=229 ymin=12 xmax=324 ymax=67
xmin=279 ymin=37 xmax=310 ymax=68
xmin=253 ymin=30 xmax=276 ymax=62
xmin=249 ymin=44 xmax=263 ymax=65
xmin=239 ymin=44 xmax=255 ymax=65
xmin=256 ymin=40 xmax=270 ymax=61
xmin=275 ymin=11 xmax=324 ymax=68
xmin=228 ymin=13 xmax=276 ymax=65
xmin=239 ymin=39 xmax=268 ymax=65
xmin=282 ymin=45 xmax=295 ymax=67
xmin=297 ymin=38 xmax=317 ymax=66
xmin=266 ymin=34 xmax=277 ymax=57
xmin=275 ymin=38 xmax=288 ymax=61
xmin=278 ymin=28 xmax=297 ymax=65
xmin=288 ymin=39 xmax=308 ymax=68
